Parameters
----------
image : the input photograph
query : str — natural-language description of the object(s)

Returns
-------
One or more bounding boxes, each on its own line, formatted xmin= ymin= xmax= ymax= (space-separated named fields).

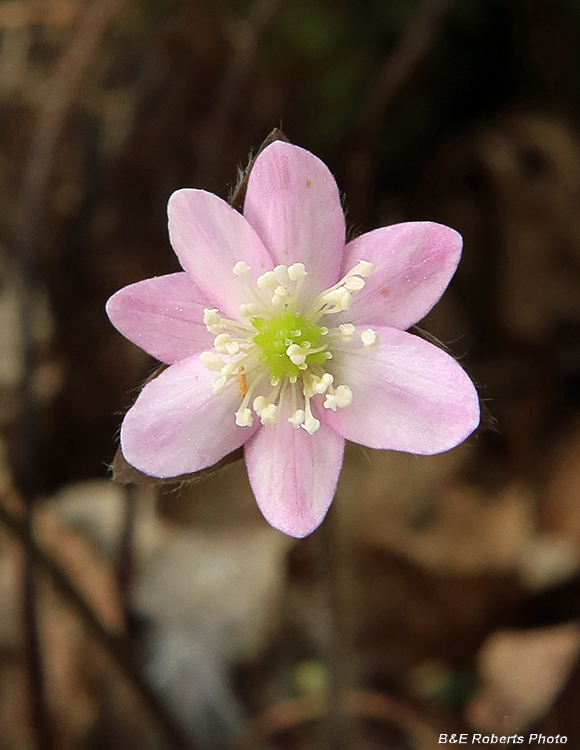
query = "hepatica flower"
xmin=107 ymin=141 xmax=479 ymax=537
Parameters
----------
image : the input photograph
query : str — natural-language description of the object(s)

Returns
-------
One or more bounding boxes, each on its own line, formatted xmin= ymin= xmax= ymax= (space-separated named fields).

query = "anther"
xmin=253 ymin=396 xmax=268 ymax=412
xmin=235 ymin=408 xmax=253 ymax=427
xmin=288 ymin=409 xmax=305 ymax=427
xmin=200 ymin=352 xmax=224 ymax=371
xmin=257 ymin=271 xmax=277 ymax=290
xmin=324 ymin=386 xmax=352 ymax=411
xmin=313 ymin=373 xmax=333 ymax=394
xmin=214 ymin=333 xmax=237 ymax=354
xmin=259 ymin=403 xmax=277 ymax=425
xmin=288 ymin=263 xmax=307 ymax=281
xmin=339 ymin=323 xmax=355 ymax=338
xmin=233 ymin=261 xmax=251 ymax=276
xmin=239 ymin=302 xmax=261 ymax=317
xmin=361 ymin=329 xmax=378 ymax=346
xmin=354 ymin=260 xmax=373 ymax=277
xmin=212 ymin=375 xmax=227 ymax=395
xmin=203 ymin=308 xmax=223 ymax=332
xmin=274 ymin=265 xmax=290 ymax=285
xmin=345 ymin=276 xmax=365 ymax=292
xmin=335 ymin=385 xmax=353 ymax=407
xmin=302 ymin=416 xmax=320 ymax=435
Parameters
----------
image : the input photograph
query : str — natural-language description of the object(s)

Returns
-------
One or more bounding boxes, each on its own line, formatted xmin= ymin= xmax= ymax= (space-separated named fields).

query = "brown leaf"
xmin=466 ymin=623 xmax=580 ymax=733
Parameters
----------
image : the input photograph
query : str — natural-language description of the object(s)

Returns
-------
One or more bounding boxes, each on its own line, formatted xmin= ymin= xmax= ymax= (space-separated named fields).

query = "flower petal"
xmin=339 ymin=222 xmax=462 ymax=330
xmin=245 ymin=400 xmax=345 ymax=537
xmin=106 ymin=273 xmax=214 ymax=364
xmin=323 ymin=326 xmax=479 ymax=454
xmin=168 ymin=189 xmax=274 ymax=319
xmin=121 ymin=355 xmax=257 ymax=477
xmin=243 ymin=142 xmax=345 ymax=303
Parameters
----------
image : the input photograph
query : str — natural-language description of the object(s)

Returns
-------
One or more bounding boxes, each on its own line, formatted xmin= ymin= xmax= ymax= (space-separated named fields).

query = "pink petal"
xmin=339 ymin=222 xmax=462 ymax=330
xmin=322 ymin=326 xmax=479 ymax=454
xmin=106 ymin=273 xmax=214 ymax=364
xmin=168 ymin=189 xmax=274 ymax=319
xmin=121 ymin=355 xmax=257 ymax=477
xmin=244 ymin=400 xmax=345 ymax=537
xmin=243 ymin=142 xmax=345 ymax=304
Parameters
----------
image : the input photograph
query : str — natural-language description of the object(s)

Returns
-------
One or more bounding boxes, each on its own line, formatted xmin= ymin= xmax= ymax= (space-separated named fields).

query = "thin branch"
xmin=232 ymin=689 xmax=444 ymax=749
xmin=195 ymin=0 xmax=286 ymax=188
xmin=0 ymin=496 xmax=198 ymax=750
xmin=360 ymin=0 xmax=455 ymax=139
xmin=347 ymin=0 xmax=456 ymax=224
xmin=12 ymin=0 xmax=130 ymax=746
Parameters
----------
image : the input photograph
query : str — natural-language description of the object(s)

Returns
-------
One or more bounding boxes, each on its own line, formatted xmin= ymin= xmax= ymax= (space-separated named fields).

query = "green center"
xmin=252 ymin=310 xmax=327 ymax=380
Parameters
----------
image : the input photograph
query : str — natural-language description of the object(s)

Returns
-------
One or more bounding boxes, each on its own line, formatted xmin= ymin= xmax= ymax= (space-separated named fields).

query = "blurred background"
xmin=2 ymin=0 xmax=580 ymax=748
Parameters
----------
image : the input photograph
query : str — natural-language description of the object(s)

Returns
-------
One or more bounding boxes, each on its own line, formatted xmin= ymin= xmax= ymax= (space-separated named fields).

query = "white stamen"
xmin=324 ymin=385 xmax=352 ymax=411
xmin=324 ymin=394 xmax=339 ymax=411
xmin=339 ymin=323 xmax=355 ymax=338
xmin=203 ymin=308 xmax=222 ymax=332
xmin=335 ymin=385 xmax=353 ymax=407
xmin=288 ymin=263 xmax=307 ymax=281
xmin=257 ymin=271 xmax=277 ymax=289
xmin=259 ymin=403 xmax=278 ymax=425
xmin=239 ymin=302 xmax=261 ymax=317
xmin=323 ymin=287 xmax=352 ymax=311
xmin=273 ymin=285 xmax=289 ymax=298
xmin=354 ymin=260 xmax=374 ymax=277
xmin=338 ymin=289 xmax=352 ymax=310
xmin=274 ymin=265 xmax=290 ymax=285
xmin=321 ymin=289 xmax=341 ymax=305
xmin=302 ymin=416 xmax=320 ymax=435
xmin=313 ymin=373 xmax=334 ymax=394
xmin=212 ymin=375 xmax=227 ymax=395
xmin=288 ymin=409 xmax=305 ymax=427
xmin=253 ymin=396 xmax=268 ymax=412
xmin=221 ymin=362 xmax=237 ymax=376
xmin=361 ymin=329 xmax=379 ymax=346
xmin=235 ymin=408 xmax=253 ymax=427
xmin=345 ymin=276 xmax=365 ymax=292
xmin=200 ymin=352 xmax=224 ymax=371
xmin=214 ymin=333 xmax=234 ymax=353
xmin=233 ymin=261 xmax=251 ymax=276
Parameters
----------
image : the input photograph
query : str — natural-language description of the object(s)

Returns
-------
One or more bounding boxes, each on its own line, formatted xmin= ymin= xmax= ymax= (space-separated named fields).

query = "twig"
xmin=232 ymin=689 xmax=444 ymax=749
xmin=0 ymin=496 xmax=198 ymax=750
xmin=347 ymin=0 xmax=456 ymax=224
xmin=12 ymin=0 xmax=130 ymax=746
xmin=195 ymin=0 xmax=286 ymax=189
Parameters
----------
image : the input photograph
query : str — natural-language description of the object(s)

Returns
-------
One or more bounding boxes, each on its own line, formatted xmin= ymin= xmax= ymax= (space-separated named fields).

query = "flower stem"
xmin=318 ymin=503 xmax=355 ymax=750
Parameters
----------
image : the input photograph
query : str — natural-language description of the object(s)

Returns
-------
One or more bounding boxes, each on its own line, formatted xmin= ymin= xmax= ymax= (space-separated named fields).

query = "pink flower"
xmin=107 ymin=141 xmax=479 ymax=538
